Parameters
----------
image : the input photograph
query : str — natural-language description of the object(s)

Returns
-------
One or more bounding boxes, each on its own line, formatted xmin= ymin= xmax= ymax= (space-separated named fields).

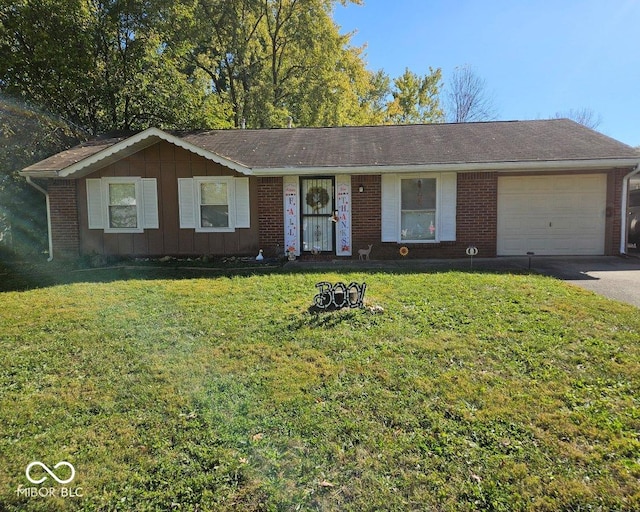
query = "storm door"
xmin=301 ymin=177 xmax=335 ymax=253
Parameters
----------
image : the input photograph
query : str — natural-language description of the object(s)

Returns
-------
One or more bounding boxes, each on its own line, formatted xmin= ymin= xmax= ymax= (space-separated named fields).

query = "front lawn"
xmin=1 ymin=270 xmax=639 ymax=511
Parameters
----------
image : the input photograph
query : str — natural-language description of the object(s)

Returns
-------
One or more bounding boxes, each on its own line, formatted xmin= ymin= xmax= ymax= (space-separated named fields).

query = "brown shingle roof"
xmin=21 ymin=134 xmax=132 ymax=174
xmin=21 ymin=119 xmax=639 ymax=176
xmin=180 ymin=119 xmax=638 ymax=168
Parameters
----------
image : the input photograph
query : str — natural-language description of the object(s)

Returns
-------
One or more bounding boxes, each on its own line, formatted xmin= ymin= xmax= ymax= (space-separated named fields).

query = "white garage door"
xmin=497 ymin=174 xmax=606 ymax=256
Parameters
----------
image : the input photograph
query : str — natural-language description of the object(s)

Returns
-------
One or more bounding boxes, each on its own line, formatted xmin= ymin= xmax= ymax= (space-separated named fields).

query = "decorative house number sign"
xmin=313 ymin=282 xmax=367 ymax=310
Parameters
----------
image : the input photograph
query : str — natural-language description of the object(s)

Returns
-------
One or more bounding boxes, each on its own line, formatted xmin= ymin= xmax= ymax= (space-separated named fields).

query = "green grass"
xmin=1 ymin=268 xmax=639 ymax=511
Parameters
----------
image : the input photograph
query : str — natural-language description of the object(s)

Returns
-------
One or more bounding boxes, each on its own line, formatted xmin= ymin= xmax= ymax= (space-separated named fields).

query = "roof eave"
xmin=250 ymin=158 xmax=640 ymax=176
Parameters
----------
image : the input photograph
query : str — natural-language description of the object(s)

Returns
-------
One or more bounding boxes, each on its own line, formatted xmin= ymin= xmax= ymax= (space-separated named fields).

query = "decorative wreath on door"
xmin=305 ymin=186 xmax=330 ymax=212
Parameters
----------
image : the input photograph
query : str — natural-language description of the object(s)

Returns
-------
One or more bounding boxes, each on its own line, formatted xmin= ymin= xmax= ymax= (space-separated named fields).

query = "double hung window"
xmin=86 ymin=177 xmax=158 ymax=233
xmin=107 ymin=182 xmax=138 ymax=229
xmin=178 ymin=176 xmax=250 ymax=232
xmin=400 ymin=178 xmax=437 ymax=241
xmin=381 ymin=172 xmax=457 ymax=243
xmin=199 ymin=181 xmax=230 ymax=229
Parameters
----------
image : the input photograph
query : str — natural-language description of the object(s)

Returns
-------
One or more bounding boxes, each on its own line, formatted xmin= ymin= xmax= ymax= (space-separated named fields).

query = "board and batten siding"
xmin=77 ymin=141 xmax=259 ymax=257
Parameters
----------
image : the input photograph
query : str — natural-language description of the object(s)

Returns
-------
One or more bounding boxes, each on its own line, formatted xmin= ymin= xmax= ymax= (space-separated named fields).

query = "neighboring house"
xmin=19 ymin=119 xmax=640 ymax=260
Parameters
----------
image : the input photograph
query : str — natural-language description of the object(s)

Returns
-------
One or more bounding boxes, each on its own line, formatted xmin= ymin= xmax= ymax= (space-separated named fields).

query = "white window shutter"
xmin=234 ymin=177 xmax=251 ymax=228
xmin=178 ymin=178 xmax=196 ymax=229
xmin=439 ymin=172 xmax=457 ymax=241
xmin=141 ymin=178 xmax=159 ymax=229
xmin=381 ymin=174 xmax=398 ymax=242
xmin=86 ymin=179 xmax=104 ymax=229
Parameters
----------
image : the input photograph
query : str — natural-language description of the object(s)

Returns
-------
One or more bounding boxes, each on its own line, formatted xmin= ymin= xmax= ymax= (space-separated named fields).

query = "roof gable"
xmin=21 ymin=127 xmax=251 ymax=178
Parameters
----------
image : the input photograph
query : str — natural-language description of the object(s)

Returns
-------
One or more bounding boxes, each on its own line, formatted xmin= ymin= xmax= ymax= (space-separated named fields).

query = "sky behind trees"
xmin=334 ymin=0 xmax=640 ymax=146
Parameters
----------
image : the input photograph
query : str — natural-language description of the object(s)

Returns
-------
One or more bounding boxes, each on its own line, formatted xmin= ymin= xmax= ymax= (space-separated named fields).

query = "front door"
xmin=301 ymin=177 xmax=335 ymax=254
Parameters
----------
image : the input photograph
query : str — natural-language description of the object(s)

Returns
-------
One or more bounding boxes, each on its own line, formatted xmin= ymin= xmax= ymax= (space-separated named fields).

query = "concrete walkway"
xmin=286 ymin=255 xmax=640 ymax=308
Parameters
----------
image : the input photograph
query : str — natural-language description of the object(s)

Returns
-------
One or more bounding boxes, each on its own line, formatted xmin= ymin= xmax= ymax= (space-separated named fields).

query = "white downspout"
xmin=25 ymin=177 xmax=54 ymax=262
xmin=620 ymin=163 xmax=640 ymax=255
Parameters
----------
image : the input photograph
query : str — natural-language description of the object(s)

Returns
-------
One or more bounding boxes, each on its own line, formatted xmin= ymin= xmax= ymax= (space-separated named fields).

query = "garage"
xmin=497 ymin=174 xmax=607 ymax=256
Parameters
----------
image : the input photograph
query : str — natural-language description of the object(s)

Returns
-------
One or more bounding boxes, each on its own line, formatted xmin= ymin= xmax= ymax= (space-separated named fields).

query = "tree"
xmin=0 ymin=1 xmax=96 ymax=129
xmin=384 ymin=67 xmax=444 ymax=124
xmin=1 ymin=0 xmax=451 ymax=259
xmin=1 ymin=0 xmax=442 ymax=134
xmin=167 ymin=0 xmax=375 ymax=128
xmin=0 ymin=0 xmax=230 ymax=134
xmin=362 ymin=69 xmax=391 ymax=122
xmin=445 ymin=65 xmax=497 ymax=123
xmin=0 ymin=95 xmax=82 ymax=255
xmin=553 ymin=108 xmax=602 ymax=130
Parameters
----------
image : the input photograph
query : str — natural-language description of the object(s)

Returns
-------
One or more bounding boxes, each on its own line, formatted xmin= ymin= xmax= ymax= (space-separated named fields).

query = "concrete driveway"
xmin=517 ymin=255 xmax=640 ymax=308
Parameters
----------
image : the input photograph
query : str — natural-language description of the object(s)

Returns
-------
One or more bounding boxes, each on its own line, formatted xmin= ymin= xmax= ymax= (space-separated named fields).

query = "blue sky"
xmin=333 ymin=0 xmax=640 ymax=147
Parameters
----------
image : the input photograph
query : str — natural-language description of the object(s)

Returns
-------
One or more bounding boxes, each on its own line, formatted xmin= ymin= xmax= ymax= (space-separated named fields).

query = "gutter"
xmin=25 ymin=177 xmax=54 ymax=262
xmin=620 ymin=163 xmax=640 ymax=255
xmin=251 ymin=158 xmax=640 ymax=176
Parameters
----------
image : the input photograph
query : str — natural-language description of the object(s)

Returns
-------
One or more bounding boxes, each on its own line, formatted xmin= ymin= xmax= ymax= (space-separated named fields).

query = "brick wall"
xmin=456 ymin=171 xmax=498 ymax=257
xmin=351 ymin=175 xmax=381 ymax=252
xmin=53 ymin=166 xmax=625 ymax=261
xmin=352 ymin=171 xmax=498 ymax=259
xmin=48 ymin=180 xmax=80 ymax=259
xmin=257 ymin=176 xmax=284 ymax=256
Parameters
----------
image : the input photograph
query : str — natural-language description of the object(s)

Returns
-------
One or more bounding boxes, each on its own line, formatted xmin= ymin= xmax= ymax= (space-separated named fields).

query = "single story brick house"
xmin=19 ymin=119 xmax=640 ymax=260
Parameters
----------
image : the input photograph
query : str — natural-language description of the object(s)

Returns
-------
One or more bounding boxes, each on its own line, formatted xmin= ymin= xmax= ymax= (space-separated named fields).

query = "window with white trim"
xmin=400 ymin=177 xmax=437 ymax=241
xmin=86 ymin=177 xmax=158 ymax=233
xmin=199 ymin=180 xmax=230 ymax=229
xmin=178 ymin=176 xmax=250 ymax=232
xmin=107 ymin=181 xmax=138 ymax=229
xmin=381 ymin=172 xmax=457 ymax=243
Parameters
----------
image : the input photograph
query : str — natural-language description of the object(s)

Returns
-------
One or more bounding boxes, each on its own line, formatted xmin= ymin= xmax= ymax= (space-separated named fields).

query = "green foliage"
xmin=0 ymin=95 xmax=83 ymax=256
xmin=1 ymin=270 xmax=639 ymax=510
xmin=385 ymin=67 xmax=445 ymax=124
xmin=0 ymin=0 xmax=447 ymax=132
xmin=167 ymin=0 xmax=379 ymax=128
xmin=0 ymin=0 xmax=232 ymax=133
xmin=0 ymin=0 xmax=96 ymax=126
